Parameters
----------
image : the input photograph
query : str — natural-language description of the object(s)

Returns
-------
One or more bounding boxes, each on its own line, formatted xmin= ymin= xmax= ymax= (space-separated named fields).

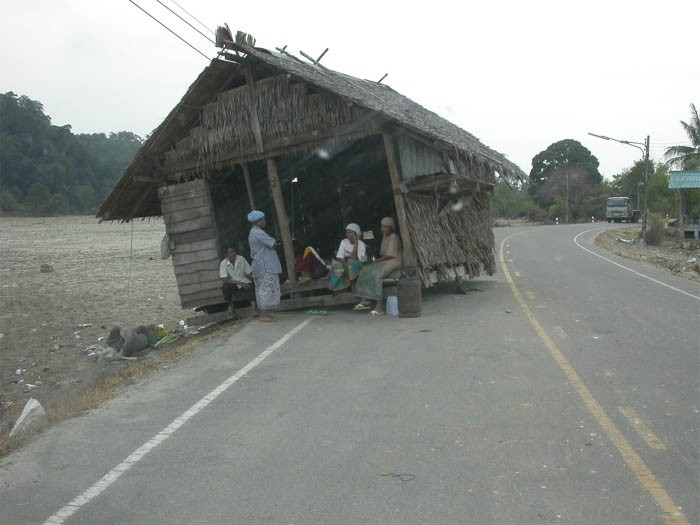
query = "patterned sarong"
xmin=328 ymin=259 xmax=364 ymax=291
xmin=254 ymin=272 xmax=280 ymax=310
xmin=354 ymin=260 xmax=399 ymax=301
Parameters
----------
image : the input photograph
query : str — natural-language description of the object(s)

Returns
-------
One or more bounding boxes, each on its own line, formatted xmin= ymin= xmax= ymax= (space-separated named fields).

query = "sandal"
xmin=353 ymin=303 xmax=370 ymax=311
xmin=370 ymin=309 xmax=385 ymax=316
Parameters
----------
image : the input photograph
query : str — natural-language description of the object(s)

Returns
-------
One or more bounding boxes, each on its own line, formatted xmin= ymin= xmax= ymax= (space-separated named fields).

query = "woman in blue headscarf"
xmin=247 ymin=210 xmax=282 ymax=322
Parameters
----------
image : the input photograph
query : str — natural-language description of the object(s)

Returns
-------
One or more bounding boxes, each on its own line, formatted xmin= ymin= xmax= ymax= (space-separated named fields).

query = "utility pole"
xmin=641 ymin=135 xmax=650 ymax=244
xmin=588 ymin=132 xmax=651 ymax=245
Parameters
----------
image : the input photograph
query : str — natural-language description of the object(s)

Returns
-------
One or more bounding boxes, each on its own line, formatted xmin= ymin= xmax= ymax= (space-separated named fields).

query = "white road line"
xmin=43 ymin=318 xmax=314 ymax=525
xmin=574 ymin=228 xmax=700 ymax=302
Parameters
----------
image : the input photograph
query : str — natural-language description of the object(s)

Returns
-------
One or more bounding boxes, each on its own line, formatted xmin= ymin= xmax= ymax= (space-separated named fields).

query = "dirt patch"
xmin=0 ymin=216 xmax=234 ymax=455
xmin=594 ymin=225 xmax=700 ymax=283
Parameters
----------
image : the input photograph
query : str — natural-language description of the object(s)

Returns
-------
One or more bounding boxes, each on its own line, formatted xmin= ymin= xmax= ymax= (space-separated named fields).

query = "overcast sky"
xmin=1 ymin=0 xmax=698 ymax=178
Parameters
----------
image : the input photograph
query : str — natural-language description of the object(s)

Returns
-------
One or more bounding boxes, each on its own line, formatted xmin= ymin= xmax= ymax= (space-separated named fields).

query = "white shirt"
xmin=335 ymin=238 xmax=367 ymax=262
xmin=219 ymin=256 xmax=252 ymax=283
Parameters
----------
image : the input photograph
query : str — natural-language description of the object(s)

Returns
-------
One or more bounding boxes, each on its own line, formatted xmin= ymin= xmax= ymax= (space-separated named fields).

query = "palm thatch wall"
xmin=164 ymin=74 xmax=357 ymax=174
xmin=404 ymin=192 xmax=495 ymax=285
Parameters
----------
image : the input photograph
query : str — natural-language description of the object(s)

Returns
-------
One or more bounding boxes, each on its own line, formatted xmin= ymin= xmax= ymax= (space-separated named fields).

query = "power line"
xmin=156 ymin=0 xmax=215 ymax=44
xmin=127 ymin=0 xmax=210 ymax=60
xmin=167 ymin=0 xmax=214 ymax=36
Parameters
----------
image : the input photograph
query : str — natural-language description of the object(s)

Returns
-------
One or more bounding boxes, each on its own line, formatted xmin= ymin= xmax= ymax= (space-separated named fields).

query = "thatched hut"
xmin=98 ymin=29 xmax=524 ymax=313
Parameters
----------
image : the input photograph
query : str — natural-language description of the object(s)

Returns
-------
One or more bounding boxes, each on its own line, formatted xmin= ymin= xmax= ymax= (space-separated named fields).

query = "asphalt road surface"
xmin=2 ymin=224 xmax=698 ymax=525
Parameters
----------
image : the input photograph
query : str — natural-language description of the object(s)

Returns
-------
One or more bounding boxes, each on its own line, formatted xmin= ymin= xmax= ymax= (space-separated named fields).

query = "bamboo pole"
xmin=241 ymin=162 xmax=256 ymax=209
xmin=266 ymin=157 xmax=297 ymax=284
xmin=383 ymin=131 xmax=417 ymax=267
xmin=244 ymin=64 xmax=264 ymax=153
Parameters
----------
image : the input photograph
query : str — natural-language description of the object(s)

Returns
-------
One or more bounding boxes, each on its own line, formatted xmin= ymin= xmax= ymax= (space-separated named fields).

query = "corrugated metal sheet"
xmin=669 ymin=170 xmax=700 ymax=189
xmin=397 ymin=135 xmax=447 ymax=180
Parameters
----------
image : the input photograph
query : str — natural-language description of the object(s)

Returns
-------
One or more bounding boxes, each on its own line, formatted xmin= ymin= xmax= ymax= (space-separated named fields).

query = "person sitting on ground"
xmin=219 ymin=247 xmax=255 ymax=317
xmin=296 ymin=244 xmax=329 ymax=285
xmin=354 ymin=217 xmax=402 ymax=315
xmin=329 ymin=223 xmax=367 ymax=292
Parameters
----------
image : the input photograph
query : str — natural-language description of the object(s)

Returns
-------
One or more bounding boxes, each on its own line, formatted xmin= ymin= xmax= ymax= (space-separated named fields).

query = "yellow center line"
xmin=553 ymin=325 xmax=569 ymax=340
xmin=499 ymin=235 xmax=687 ymax=525
xmin=619 ymin=406 xmax=668 ymax=451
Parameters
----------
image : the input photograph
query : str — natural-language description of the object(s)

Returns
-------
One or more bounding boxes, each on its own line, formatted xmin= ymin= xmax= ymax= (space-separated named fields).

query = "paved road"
xmin=2 ymin=224 xmax=698 ymax=524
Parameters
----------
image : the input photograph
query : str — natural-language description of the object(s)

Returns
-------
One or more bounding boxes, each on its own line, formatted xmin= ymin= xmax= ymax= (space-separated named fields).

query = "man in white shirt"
xmin=220 ymin=247 xmax=255 ymax=317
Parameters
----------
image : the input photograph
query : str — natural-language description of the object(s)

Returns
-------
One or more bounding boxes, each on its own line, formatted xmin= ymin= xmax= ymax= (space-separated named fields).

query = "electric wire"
xmin=156 ymin=0 xmax=215 ymax=44
xmin=167 ymin=0 xmax=215 ymax=36
xmin=127 ymin=0 xmax=210 ymax=60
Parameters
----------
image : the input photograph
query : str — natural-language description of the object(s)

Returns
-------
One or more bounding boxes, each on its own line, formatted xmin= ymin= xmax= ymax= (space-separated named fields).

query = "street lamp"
xmin=588 ymin=132 xmax=651 ymax=245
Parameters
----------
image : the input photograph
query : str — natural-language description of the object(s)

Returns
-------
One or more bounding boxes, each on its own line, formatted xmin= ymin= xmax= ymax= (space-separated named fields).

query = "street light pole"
xmin=588 ymin=132 xmax=651 ymax=245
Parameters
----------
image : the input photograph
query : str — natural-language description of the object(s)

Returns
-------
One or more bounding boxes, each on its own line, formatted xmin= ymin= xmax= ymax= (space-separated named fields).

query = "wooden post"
xmin=241 ymin=163 xmax=256 ymax=210
xmin=244 ymin=65 xmax=265 ymax=154
xmin=266 ymin=157 xmax=297 ymax=284
xmin=383 ymin=131 xmax=417 ymax=267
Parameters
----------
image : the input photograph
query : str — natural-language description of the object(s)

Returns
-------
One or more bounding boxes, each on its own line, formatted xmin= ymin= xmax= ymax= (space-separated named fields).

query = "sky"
xmin=1 ymin=0 xmax=698 ymax=179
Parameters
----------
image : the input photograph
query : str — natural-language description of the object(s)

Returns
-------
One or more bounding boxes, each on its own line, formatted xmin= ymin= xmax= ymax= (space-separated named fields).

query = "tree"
xmin=529 ymin=139 xmax=602 ymax=207
xmin=491 ymin=179 xmax=546 ymax=222
xmin=664 ymin=103 xmax=700 ymax=169
xmin=611 ymin=160 xmax=649 ymax=209
xmin=26 ymin=182 xmax=50 ymax=213
xmin=0 ymin=91 xmax=142 ymax=216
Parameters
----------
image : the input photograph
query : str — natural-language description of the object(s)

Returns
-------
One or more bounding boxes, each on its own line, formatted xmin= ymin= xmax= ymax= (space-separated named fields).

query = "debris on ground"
xmin=9 ymin=398 xmax=45 ymax=437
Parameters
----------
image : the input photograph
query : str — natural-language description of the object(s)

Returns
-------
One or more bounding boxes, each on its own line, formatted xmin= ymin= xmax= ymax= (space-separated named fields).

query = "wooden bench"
xmin=186 ymin=273 xmax=399 ymax=326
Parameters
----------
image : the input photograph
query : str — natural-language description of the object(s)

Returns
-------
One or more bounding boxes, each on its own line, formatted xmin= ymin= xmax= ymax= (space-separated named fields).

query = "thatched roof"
xmin=98 ymin=34 xmax=525 ymax=221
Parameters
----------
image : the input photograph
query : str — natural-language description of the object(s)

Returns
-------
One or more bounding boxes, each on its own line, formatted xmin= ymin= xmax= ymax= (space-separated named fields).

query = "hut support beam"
xmin=244 ymin=64 xmax=265 ymax=153
xmin=266 ymin=157 xmax=297 ymax=284
xmin=241 ymin=163 xmax=256 ymax=209
xmin=383 ymin=132 xmax=417 ymax=268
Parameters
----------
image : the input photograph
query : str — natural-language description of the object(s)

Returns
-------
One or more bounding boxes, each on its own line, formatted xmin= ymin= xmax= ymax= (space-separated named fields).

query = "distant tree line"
xmin=493 ymin=104 xmax=700 ymax=224
xmin=0 ymin=92 xmax=143 ymax=215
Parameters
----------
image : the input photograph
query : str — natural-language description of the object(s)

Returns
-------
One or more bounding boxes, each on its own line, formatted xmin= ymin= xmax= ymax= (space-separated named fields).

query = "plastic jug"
xmin=386 ymin=295 xmax=399 ymax=316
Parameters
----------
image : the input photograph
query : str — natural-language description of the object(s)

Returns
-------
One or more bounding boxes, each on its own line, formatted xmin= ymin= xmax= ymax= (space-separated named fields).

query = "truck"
xmin=605 ymin=196 xmax=640 ymax=223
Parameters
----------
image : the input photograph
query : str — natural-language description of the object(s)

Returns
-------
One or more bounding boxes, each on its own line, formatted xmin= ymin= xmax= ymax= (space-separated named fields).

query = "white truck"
xmin=605 ymin=196 xmax=640 ymax=223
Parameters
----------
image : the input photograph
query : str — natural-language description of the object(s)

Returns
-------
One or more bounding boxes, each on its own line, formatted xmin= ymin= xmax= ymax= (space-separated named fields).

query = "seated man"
xmin=219 ymin=247 xmax=255 ymax=317
xmin=354 ymin=217 xmax=402 ymax=315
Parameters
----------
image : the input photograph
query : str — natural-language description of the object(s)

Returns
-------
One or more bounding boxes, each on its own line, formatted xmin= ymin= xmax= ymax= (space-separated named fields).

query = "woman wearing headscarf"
xmin=247 ymin=210 xmax=282 ymax=322
xmin=354 ymin=217 xmax=402 ymax=315
xmin=328 ymin=223 xmax=367 ymax=292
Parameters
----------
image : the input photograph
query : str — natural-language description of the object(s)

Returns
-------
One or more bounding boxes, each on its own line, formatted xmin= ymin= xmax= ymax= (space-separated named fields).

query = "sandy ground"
xmin=0 ymin=216 xmax=188 ymax=436
xmin=594 ymin=224 xmax=700 ymax=283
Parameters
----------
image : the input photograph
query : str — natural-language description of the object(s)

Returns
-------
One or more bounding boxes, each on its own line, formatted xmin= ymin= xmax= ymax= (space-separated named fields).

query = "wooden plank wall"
xmin=159 ymin=179 xmax=224 ymax=309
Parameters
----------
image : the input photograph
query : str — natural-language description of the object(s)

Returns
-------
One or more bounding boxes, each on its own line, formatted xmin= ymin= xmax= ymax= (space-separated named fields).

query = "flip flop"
xmin=353 ymin=303 xmax=370 ymax=311
xmin=259 ymin=317 xmax=276 ymax=323
xmin=370 ymin=310 xmax=385 ymax=316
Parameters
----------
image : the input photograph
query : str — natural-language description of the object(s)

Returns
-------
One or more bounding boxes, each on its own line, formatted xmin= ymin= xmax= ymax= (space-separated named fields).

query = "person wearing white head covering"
xmin=328 ymin=223 xmax=367 ymax=292
xmin=353 ymin=217 xmax=402 ymax=315
xmin=247 ymin=210 xmax=282 ymax=322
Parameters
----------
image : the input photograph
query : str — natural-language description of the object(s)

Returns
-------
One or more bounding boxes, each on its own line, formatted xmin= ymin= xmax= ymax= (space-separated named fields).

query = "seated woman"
xmin=354 ymin=217 xmax=402 ymax=315
xmin=328 ymin=223 xmax=367 ymax=292
xmin=296 ymin=244 xmax=329 ymax=285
